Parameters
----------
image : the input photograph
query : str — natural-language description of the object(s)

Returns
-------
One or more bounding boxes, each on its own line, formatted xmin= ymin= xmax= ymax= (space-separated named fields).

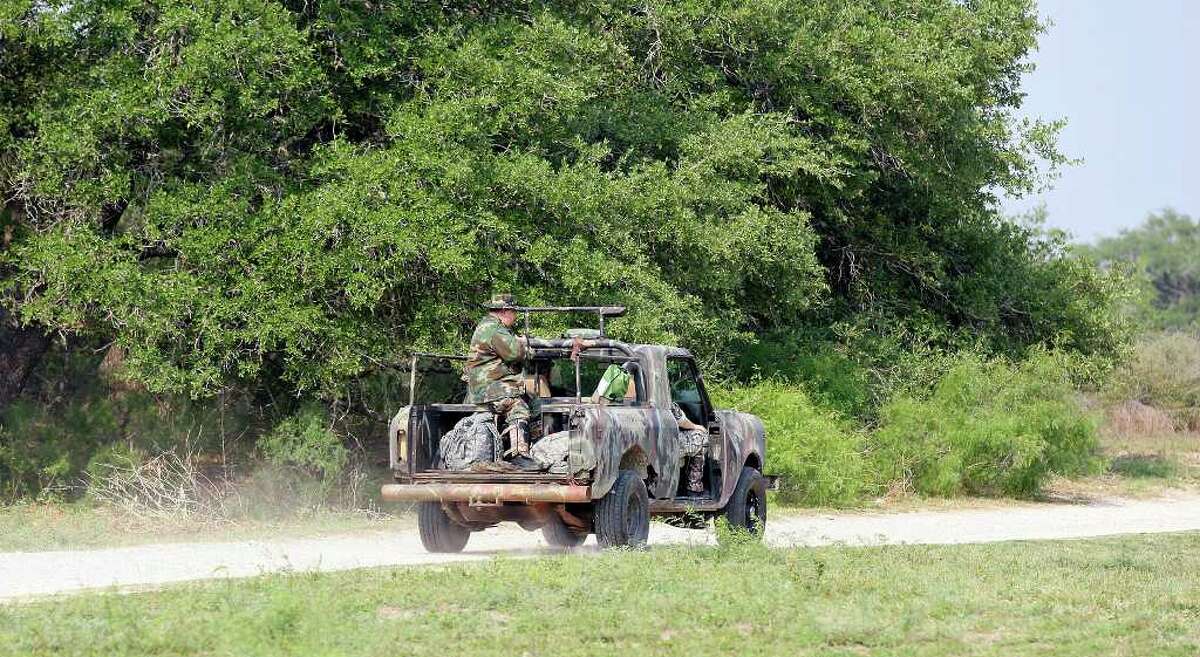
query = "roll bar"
xmin=403 ymin=340 xmax=638 ymax=406
xmin=404 ymin=304 xmax=631 ymax=406
xmin=515 ymin=305 xmax=626 ymax=337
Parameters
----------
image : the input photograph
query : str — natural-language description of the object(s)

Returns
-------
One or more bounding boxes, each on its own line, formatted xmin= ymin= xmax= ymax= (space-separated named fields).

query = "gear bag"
xmin=593 ymin=364 xmax=631 ymax=401
xmin=530 ymin=430 xmax=570 ymax=473
xmin=437 ymin=412 xmax=501 ymax=470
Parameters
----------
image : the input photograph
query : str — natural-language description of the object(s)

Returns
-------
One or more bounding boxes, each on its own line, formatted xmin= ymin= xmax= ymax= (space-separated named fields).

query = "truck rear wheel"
xmin=541 ymin=513 xmax=587 ymax=548
xmin=720 ymin=466 xmax=767 ymax=541
xmin=594 ymin=469 xmax=649 ymax=549
xmin=417 ymin=502 xmax=470 ymax=553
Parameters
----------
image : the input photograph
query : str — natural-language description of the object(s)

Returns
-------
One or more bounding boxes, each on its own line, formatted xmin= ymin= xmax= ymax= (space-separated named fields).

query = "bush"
xmin=733 ymin=334 xmax=873 ymax=418
xmin=871 ymin=352 xmax=1102 ymax=497
xmin=712 ymin=382 xmax=867 ymax=506
xmin=0 ymin=345 xmax=263 ymax=502
xmin=1 ymin=398 xmax=120 ymax=501
xmin=258 ymin=405 xmax=349 ymax=484
xmin=85 ymin=448 xmax=223 ymax=521
xmin=1106 ymin=332 xmax=1200 ymax=431
xmin=1104 ymin=400 xmax=1177 ymax=437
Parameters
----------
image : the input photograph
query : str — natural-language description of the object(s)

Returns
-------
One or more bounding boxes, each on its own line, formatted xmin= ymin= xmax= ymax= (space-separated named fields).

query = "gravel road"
xmin=2 ymin=492 xmax=1197 ymax=602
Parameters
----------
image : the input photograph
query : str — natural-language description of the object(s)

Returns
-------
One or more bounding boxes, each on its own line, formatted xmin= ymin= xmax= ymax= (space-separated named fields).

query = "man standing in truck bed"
xmin=464 ymin=294 xmax=539 ymax=465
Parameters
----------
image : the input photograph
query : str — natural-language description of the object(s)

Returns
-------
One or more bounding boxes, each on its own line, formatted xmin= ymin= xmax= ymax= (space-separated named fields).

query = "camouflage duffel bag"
xmin=530 ymin=430 xmax=570 ymax=473
xmin=438 ymin=412 xmax=501 ymax=470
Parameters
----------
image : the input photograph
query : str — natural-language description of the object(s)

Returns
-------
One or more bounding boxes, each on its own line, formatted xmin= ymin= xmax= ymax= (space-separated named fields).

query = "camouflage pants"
xmin=679 ymin=428 xmax=707 ymax=493
xmin=684 ymin=456 xmax=704 ymax=493
xmin=679 ymin=428 xmax=707 ymax=457
xmin=487 ymin=394 xmax=542 ymax=435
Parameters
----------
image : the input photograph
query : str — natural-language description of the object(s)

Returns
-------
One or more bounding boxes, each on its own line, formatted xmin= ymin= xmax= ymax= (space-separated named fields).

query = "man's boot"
xmin=505 ymin=420 xmax=540 ymax=471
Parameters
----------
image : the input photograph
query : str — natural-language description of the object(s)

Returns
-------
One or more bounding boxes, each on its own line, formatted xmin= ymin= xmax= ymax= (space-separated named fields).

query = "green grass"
xmin=1108 ymin=454 xmax=1180 ymax=479
xmin=1098 ymin=431 xmax=1200 ymax=491
xmin=3 ymin=533 xmax=1199 ymax=656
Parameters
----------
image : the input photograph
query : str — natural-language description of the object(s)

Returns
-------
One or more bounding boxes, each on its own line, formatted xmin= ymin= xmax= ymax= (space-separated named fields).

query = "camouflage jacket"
xmin=463 ymin=315 xmax=529 ymax=402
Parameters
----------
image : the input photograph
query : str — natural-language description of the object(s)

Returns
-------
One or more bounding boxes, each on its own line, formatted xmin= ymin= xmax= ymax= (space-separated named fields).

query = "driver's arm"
xmin=671 ymin=402 xmax=704 ymax=431
xmin=678 ymin=415 xmax=704 ymax=432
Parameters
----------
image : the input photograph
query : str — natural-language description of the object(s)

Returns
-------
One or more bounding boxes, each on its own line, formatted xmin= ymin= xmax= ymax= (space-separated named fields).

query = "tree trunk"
xmin=0 ymin=308 xmax=50 ymax=407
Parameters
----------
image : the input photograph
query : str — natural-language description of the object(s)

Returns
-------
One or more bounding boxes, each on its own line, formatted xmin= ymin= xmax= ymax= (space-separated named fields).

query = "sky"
xmin=1001 ymin=0 xmax=1200 ymax=243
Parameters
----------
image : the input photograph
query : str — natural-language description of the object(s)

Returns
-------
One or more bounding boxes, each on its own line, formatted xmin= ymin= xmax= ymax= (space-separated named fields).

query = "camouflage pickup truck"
xmin=381 ymin=307 xmax=770 ymax=552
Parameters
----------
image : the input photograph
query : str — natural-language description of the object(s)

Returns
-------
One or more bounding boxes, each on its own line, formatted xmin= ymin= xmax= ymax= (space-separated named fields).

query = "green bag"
xmin=594 ymin=364 xmax=631 ymax=401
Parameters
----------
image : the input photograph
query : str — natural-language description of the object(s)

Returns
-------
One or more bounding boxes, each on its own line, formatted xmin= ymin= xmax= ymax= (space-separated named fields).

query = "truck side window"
xmin=666 ymin=358 xmax=705 ymax=424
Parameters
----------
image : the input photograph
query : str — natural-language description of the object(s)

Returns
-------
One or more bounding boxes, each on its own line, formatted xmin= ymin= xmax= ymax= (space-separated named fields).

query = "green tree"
xmin=1083 ymin=209 xmax=1200 ymax=331
xmin=1 ymin=0 xmax=1124 ymax=402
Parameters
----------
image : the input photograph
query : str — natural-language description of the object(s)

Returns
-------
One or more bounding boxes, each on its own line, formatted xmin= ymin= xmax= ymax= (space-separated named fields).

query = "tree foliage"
xmin=1083 ymin=209 xmax=1200 ymax=331
xmin=1 ymin=0 xmax=1122 ymax=399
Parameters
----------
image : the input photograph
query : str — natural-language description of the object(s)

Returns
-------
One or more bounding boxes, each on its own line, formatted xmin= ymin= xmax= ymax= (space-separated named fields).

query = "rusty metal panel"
xmin=633 ymin=346 xmax=672 ymax=408
xmin=380 ymin=483 xmax=591 ymax=504
xmin=411 ymin=472 xmax=585 ymax=484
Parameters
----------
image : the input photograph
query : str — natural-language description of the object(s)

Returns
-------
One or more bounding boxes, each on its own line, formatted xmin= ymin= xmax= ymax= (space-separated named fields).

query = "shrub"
xmin=0 ymin=398 xmax=120 ymax=501
xmin=1104 ymin=400 xmax=1177 ymax=437
xmin=712 ymin=382 xmax=867 ymax=506
xmin=871 ymin=352 xmax=1101 ymax=497
xmin=1106 ymin=332 xmax=1200 ymax=431
xmin=258 ymin=405 xmax=349 ymax=484
xmin=1107 ymin=454 xmax=1178 ymax=479
xmin=733 ymin=335 xmax=872 ymax=418
xmin=0 ymin=343 xmax=269 ymax=502
xmin=85 ymin=448 xmax=223 ymax=522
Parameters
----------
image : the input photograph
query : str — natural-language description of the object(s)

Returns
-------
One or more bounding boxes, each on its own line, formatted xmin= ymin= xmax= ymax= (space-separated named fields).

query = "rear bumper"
xmin=380 ymin=483 xmax=591 ymax=504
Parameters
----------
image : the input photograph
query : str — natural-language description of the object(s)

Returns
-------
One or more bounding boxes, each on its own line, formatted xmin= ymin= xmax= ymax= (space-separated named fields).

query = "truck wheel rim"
xmin=746 ymin=489 xmax=762 ymax=534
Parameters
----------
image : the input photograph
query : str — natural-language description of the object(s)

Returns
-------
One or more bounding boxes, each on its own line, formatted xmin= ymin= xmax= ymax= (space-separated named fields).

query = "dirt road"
xmin=2 ymin=492 xmax=1198 ymax=602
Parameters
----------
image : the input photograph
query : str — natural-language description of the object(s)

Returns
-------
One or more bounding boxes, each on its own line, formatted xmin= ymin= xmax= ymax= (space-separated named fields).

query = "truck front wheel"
xmin=417 ymin=502 xmax=470 ymax=553
xmin=720 ymin=466 xmax=767 ymax=541
xmin=594 ymin=469 xmax=650 ymax=549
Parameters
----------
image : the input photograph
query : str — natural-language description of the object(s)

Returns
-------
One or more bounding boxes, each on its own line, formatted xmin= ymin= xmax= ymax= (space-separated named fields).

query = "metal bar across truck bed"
xmin=381 ymin=483 xmax=591 ymax=504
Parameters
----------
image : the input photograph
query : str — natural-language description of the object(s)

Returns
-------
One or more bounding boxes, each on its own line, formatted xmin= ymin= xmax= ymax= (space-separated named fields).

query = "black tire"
xmin=720 ymin=466 xmax=767 ymax=541
xmin=417 ymin=502 xmax=470 ymax=553
xmin=594 ymin=469 xmax=650 ymax=549
xmin=541 ymin=513 xmax=588 ymax=548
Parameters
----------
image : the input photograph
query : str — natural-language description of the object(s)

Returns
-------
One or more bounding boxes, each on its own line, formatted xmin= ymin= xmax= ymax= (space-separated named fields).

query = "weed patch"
xmin=871 ymin=352 xmax=1102 ymax=497
xmin=1106 ymin=332 xmax=1200 ymax=431
xmin=1108 ymin=454 xmax=1178 ymax=479
xmin=713 ymin=382 xmax=867 ymax=506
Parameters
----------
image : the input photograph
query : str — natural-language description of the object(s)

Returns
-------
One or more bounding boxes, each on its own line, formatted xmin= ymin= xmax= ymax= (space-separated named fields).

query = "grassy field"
xmin=1045 ymin=431 xmax=1200 ymax=500
xmin=2 ymin=532 xmax=1198 ymax=656
xmin=1102 ymin=431 xmax=1200 ymax=479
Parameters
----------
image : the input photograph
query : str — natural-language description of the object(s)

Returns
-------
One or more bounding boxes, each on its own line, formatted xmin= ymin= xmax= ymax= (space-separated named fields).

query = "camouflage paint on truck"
xmin=388 ymin=342 xmax=765 ymax=509
xmin=570 ymin=403 xmax=677 ymax=499
xmin=711 ymin=410 xmax=766 ymax=506
xmin=559 ymin=345 xmax=765 ymax=506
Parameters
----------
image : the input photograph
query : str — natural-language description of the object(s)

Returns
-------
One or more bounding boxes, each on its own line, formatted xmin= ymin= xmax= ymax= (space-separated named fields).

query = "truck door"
xmin=665 ymin=357 xmax=718 ymax=495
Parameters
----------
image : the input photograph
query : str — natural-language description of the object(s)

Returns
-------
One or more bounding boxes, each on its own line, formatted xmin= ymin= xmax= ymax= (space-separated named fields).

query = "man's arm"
xmin=489 ymin=328 xmax=528 ymax=363
xmin=671 ymin=402 xmax=704 ymax=431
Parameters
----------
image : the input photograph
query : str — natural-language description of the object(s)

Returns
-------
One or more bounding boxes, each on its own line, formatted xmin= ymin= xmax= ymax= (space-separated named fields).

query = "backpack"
xmin=437 ymin=413 xmax=501 ymax=470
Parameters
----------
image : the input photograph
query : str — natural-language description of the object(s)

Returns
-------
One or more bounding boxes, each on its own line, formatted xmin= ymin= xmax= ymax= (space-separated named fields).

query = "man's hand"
xmin=570 ymin=337 xmax=595 ymax=361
